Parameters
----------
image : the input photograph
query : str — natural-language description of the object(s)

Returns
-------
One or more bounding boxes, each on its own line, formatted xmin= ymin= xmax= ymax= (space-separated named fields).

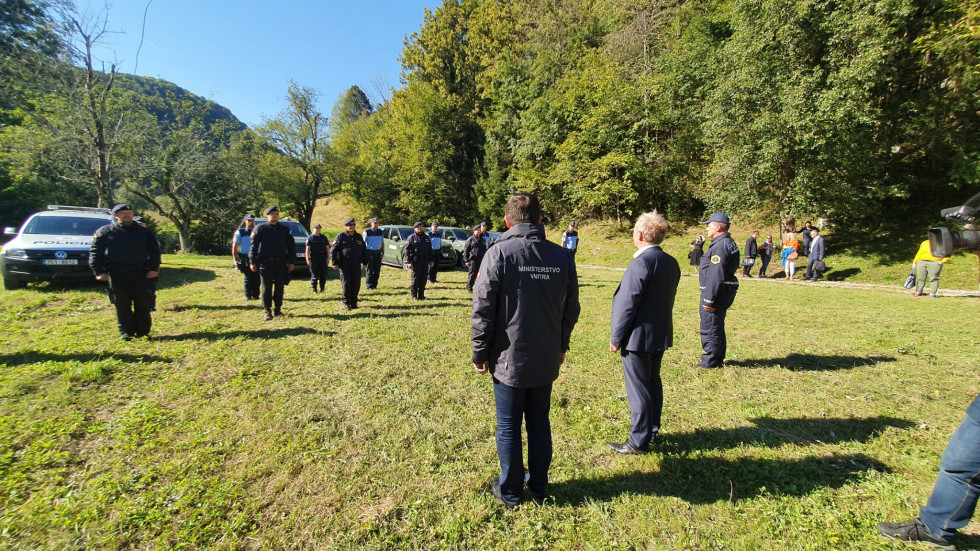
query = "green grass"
xmin=1 ymin=229 xmax=978 ymax=550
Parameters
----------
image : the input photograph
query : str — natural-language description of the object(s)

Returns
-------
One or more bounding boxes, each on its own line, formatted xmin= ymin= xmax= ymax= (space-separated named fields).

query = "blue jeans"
xmin=919 ymin=394 xmax=980 ymax=541
xmin=493 ymin=378 xmax=553 ymax=505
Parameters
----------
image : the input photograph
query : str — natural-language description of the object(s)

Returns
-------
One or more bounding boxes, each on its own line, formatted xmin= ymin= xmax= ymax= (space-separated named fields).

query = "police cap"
xmin=344 ymin=217 xmax=355 ymax=226
xmin=265 ymin=206 xmax=279 ymax=214
xmin=413 ymin=221 xmax=424 ymax=228
xmin=699 ymin=212 xmax=730 ymax=225
xmin=111 ymin=204 xmax=131 ymax=214
xmin=243 ymin=214 xmax=255 ymax=221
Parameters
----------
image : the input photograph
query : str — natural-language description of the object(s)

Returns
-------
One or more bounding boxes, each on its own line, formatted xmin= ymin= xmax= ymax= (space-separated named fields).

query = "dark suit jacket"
xmin=610 ymin=245 xmax=681 ymax=352
xmin=809 ymin=236 xmax=825 ymax=260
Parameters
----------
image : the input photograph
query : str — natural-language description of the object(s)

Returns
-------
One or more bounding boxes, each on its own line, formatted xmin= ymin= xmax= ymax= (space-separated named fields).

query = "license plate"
xmin=42 ymin=259 xmax=78 ymax=265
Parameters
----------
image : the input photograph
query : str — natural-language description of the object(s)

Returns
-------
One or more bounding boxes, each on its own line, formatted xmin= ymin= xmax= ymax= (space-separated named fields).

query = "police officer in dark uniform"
xmin=698 ymin=212 xmax=740 ymax=368
xmin=249 ymin=206 xmax=295 ymax=321
xmin=90 ymin=204 xmax=162 ymax=340
xmin=404 ymin=221 xmax=434 ymax=300
xmin=463 ymin=223 xmax=486 ymax=292
xmin=331 ymin=217 xmax=367 ymax=310
xmin=232 ymin=214 xmax=260 ymax=301
xmin=306 ymin=223 xmax=330 ymax=293
xmin=362 ymin=218 xmax=383 ymax=289
xmin=427 ymin=222 xmax=442 ymax=284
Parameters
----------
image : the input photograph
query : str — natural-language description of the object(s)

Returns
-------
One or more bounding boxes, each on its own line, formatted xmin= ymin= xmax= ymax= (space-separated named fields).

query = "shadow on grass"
xmin=825 ymin=267 xmax=861 ymax=281
xmin=0 ymin=350 xmax=172 ymax=366
xmin=156 ymin=267 xmax=216 ymax=289
xmin=551 ymin=452 xmax=887 ymax=505
xmin=153 ymin=327 xmax=321 ymax=341
xmin=726 ymin=354 xmax=896 ymax=371
xmin=292 ymin=311 xmax=439 ymax=320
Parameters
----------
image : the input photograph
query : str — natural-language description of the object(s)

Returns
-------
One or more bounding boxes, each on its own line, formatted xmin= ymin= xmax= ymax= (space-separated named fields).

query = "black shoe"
xmin=877 ymin=519 xmax=954 ymax=550
xmin=491 ymin=477 xmax=519 ymax=509
xmin=263 ymin=312 xmax=273 ymax=321
xmin=607 ymin=441 xmax=647 ymax=455
xmin=697 ymin=363 xmax=722 ymax=369
xmin=274 ymin=310 xmax=283 ymax=317
xmin=120 ymin=334 xmax=133 ymax=341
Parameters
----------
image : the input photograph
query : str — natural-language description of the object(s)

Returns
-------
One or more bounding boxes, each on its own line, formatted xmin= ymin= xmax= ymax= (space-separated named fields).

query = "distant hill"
xmin=114 ymin=73 xmax=248 ymax=133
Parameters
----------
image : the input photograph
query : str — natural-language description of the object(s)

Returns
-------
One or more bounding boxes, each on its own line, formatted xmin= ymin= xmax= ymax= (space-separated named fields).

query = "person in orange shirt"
xmin=781 ymin=233 xmax=800 ymax=280
xmin=912 ymin=240 xmax=950 ymax=297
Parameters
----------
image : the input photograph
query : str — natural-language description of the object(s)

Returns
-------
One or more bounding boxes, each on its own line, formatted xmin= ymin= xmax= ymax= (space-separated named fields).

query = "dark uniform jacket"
xmin=699 ymin=232 xmax=740 ymax=308
xmin=610 ymin=245 xmax=680 ymax=352
xmin=90 ymin=222 xmax=162 ymax=274
xmin=745 ymin=236 xmax=758 ymax=258
xmin=463 ymin=234 xmax=487 ymax=264
xmin=306 ymin=234 xmax=330 ymax=259
xmin=405 ymin=232 xmax=433 ymax=265
xmin=249 ymin=222 xmax=296 ymax=267
xmin=330 ymin=231 xmax=367 ymax=269
xmin=471 ymin=223 xmax=581 ymax=388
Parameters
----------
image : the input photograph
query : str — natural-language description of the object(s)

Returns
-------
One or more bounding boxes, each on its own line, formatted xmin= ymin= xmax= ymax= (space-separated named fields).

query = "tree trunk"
xmin=177 ymin=225 xmax=192 ymax=253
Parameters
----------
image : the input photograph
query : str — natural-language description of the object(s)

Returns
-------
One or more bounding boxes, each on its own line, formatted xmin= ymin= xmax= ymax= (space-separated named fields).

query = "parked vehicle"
xmin=436 ymin=226 xmax=470 ymax=266
xmin=379 ymin=225 xmax=458 ymax=269
xmin=1 ymin=205 xmax=114 ymax=290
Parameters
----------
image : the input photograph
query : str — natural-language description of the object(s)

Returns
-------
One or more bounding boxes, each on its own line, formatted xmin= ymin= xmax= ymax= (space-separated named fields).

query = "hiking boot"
xmin=877 ymin=519 xmax=954 ymax=550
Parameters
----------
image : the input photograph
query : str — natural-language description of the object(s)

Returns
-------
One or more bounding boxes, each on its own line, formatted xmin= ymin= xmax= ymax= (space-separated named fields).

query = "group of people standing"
xmin=689 ymin=221 xmax=827 ymax=282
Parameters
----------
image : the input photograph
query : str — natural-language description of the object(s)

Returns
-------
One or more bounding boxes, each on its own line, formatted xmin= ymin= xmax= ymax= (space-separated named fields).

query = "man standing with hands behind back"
xmin=698 ymin=212 xmax=739 ymax=369
xmin=472 ymin=193 xmax=580 ymax=508
xmin=607 ymin=211 xmax=680 ymax=455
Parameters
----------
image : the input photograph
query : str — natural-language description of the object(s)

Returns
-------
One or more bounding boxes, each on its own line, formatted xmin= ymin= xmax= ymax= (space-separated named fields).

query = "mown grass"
xmin=1 ymin=228 xmax=978 ymax=550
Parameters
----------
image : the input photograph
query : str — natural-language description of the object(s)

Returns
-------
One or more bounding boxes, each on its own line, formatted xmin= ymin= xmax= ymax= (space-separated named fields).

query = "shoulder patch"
xmin=711 ymin=255 xmax=721 ymax=264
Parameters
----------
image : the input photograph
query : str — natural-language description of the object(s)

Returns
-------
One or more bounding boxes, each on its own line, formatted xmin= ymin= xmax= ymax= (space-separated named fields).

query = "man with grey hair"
xmin=608 ymin=211 xmax=680 ymax=454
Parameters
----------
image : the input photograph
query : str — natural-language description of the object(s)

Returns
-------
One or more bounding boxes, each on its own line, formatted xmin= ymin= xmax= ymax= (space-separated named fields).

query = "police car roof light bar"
xmin=47 ymin=205 xmax=112 ymax=214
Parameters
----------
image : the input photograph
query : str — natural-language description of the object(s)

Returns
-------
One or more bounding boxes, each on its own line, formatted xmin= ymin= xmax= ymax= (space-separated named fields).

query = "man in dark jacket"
xmin=472 ymin=193 xmax=580 ymax=508
xmin=232 ymin=214 xmax=260 ymax=301
xmin=404 ymin=221 xmax=434 ymax=299
xmin=804 ymin=229 xmax=826 ymax=282
xmin=331 ymin=218 xmax=367 ymax=310
xmin=90 ymin=204 xmax=162 ymax=340
xmin=797 ymin=221 xmax=815 ymax=256
xmin=362 ymin=218 xmax=383 ymax=289
xmin=742 ymin=231 xmax=759 ymax=277
xmin=249 ymin=206 xmax=295 ymax=321
xmin=608 ymin=211 xmax=680 ymax=455
xmin=306 ymin=223 xmax=330 ymax=293
xmin=462 ymin=224 xmax=486 ymax=292
xmin=698 ymin=212 xmax=740 ymax=368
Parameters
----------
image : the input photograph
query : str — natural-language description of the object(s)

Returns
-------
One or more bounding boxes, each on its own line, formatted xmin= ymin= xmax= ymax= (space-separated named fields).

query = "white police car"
xmin=0 ymin=206 xmax=114 ymax=289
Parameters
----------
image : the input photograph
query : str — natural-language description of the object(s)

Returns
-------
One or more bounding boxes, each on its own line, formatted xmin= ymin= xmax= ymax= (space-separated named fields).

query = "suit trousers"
xmin=493 ymin=378 xmax=552 ymax=505
xmin=699 ymin=302 xmax=730 ymax=367
xmin=109 ymin=269 xmax=153 ymax=337
xmin=622 ymin=350 xmax=665 ymax=451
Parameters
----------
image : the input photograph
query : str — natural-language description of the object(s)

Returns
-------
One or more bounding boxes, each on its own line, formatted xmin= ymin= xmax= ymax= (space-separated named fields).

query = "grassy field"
xmin=1 ymin=224 xmax=979 ymax=550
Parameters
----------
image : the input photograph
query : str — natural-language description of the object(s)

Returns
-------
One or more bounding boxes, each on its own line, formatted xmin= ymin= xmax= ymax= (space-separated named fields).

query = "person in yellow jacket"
xmin=912 ymin=240 xmax=950 ymax=297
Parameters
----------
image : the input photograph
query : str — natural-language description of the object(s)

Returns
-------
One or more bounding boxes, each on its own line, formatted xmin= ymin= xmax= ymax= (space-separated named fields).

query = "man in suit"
xmin=804 ymin=229 xmax=826 ymax=282
xmin=742 ymin=231 xmax=759 ymax=277
xmin=608 ymin=211 xmax=680 ymax=455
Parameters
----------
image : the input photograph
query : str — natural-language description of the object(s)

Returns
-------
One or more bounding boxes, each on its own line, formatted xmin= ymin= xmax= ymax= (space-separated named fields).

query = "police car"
xmin=1 ymin=205 xmax=114 ymax=290
xmin=379 ymin=225 xmax=459 ymax=269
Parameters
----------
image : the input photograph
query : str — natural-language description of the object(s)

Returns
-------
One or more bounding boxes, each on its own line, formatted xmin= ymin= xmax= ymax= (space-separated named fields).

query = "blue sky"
xmin=72 ymin=0 xmax=442 ymax=127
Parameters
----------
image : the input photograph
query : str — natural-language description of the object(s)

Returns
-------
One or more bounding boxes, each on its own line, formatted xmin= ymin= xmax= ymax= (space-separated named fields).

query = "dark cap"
xmin=369 ymin=217 xmax=378 ymax=223
xmin=243 ymin=214 xmax=255 ymax=221
xmin=312 ymin=223 xmax=321 ymax=228
xmin=111 ymin=204 xmax=131 ymax=214
xmin=569 ymin=221 xmax=576 ymax=227
xmin=344 ymin=217 xmax=355 ymax=226
xmin=431 ymin=221 xmax=439 ymax=227
xmin=472 ymin=224 xmax=482 ymax=231
xmin=699 ymin=212 xmax=730 ymax=225
xmin=265 ymin=206 xmax=279 ymax=214
xmin=413 ymin=221 xmax=424 ymax=228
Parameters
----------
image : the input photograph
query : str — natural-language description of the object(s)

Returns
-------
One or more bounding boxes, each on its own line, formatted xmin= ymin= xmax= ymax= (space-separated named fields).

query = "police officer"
xmin=249 ymin=206 xmax=295 ymax=321
xmin=90 ymin=204 xmax=162 ymax=340
xmin=363 ymin=217 xmax=383 ymax=289
xmin=427 ymin=222 xmax=442 ymax=284
xmin=698 ymin=212 xmax=740 ymax=368
xmin=133 ymin=216 xmax=159 ymax=311
xmin=306 ymin=223 xmax=330 ymax=293
xmin=404 ymin=221 xmax=434 ymax=300
xmin=463 ymin=223 xmax=486 ymax=292
xmin=232 ymin=214 xmax=260 ymax=301
xmin=331 ymin=217 xmax=367 ymax=310
xmin=560 ymin=221 xmax=579 ymax=261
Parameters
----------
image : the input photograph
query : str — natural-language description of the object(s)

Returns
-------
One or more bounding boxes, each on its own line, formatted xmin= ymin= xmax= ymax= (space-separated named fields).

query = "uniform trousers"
xmin=339 ymin=267 xmax=361 ymax=307
xmin=622 ymin=350 xmax=665 ymax=451
xmin=699 ymin=295 xmax=734 ymax=367
xmin=109 ymin=268 xmax=153 ymax=337
xmin=493 ymin=378 xmax=552 ymax=505
xmin=238 ymin=253 xmax=260 ymax=299
xmin=919 ymin=394 xmax=980 ymax=542
xmin=428 ymin=256 xmax=439 ymax=283
xmin=410 ymin=263 xmax=429 ymax=299
xmin=309 ymin=257 xmax=328 ymax=291
xmin=259 ymin=262 xmax=288 ymax=313
xmin=365 ymin=251 xmax=382 ymax=289
xmin=466 ymin=260 xmax=481 ymax=292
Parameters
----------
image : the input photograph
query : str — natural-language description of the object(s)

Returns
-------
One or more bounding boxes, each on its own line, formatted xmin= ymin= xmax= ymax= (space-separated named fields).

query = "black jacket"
xmin=471 ymin=223 xmax=580 ymax=388
xmin=610 ymin=245 xmax=680 ymax=352
xmin=331 ymin=231 xmax=367 ymax=270
xmin=90 ymin=221 xmax=161 ymax=274
xmin=249 ymin=222 xmax=296 ymax=267
xmin=306 ymin=233 xmax=330 ymax=260
xmin=405 ymin=232 xmax=433 ymax=265
xmin=699 ymin=232 xmax=740 ymax=308
xmin=463 ymin=234 xmax=487 ymax=264
xmin=744 ymin=236 xmax=758 ymax=258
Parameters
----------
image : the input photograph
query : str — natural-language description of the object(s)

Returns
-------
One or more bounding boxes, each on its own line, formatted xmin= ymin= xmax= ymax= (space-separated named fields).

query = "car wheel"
xmin=2 ymin=275 xmax=25 ymax=290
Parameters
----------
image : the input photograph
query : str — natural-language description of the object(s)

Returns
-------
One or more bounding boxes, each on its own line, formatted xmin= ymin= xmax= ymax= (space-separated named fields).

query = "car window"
xmin=23 ymin=216 xmax=110 ymax=236
xmin=398 ymin=228 xmax=413 ymax=240
xmin=450 ymin=229 xmax=467 ymax=240
xmin=282 ymin=222 xmax=309 ymax=238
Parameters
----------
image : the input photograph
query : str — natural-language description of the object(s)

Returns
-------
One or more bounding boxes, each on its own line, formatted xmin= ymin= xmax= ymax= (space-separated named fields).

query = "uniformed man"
xmin=404 ymin=221 xmax=434 ymax=300
xmin=306 ymin=223 xmax=330 ymax=293
xmin=133 ymin=216 xmax=159 ymax=311
xmin=560 ymin=221 xmax=579 ymax=261
xmin=232 ymin=214 xmax=260 ymax=302
xmin=481 ymin=221 xmax=490 ymax=247
xmin=463 ymin=223 xmax=486 ymax=292
xmin=427 ymin=222 xmax=442 ymax=284
xmin=363 ymin=217 xmax=383 ymax=289
xmin=90 ymin=204 xmax=162 ymax=340
xmin=697 ymin=212 xmax=740 ymax=368
xmin=249 ymin=206 xmax=295 ymax=321
xmin=331 ymin=217 xmax=367 ymax=310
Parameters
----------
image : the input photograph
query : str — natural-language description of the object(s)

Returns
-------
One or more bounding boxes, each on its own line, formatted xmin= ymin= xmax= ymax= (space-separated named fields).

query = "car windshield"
xmin=282 ymin=222 xmax=309 ymax=238
xmin=22 ymin=216 xmax=109 ymax=236
xmin=398 ymin=228 xmax=413 ymax=240
xmin=447 ymin=229 xmax=467 ymax=240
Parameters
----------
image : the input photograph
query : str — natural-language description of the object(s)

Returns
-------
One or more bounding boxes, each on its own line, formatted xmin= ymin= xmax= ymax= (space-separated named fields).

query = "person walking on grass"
xmin=306 ymin=223 xmax=330 ymax=294
xmin=249 ymin=206 xmax=295 ymax=321
xmin=912 ymin=239 xmax=950 ymax=297
xmin=331 ymin=218 xmax=367 ymax=310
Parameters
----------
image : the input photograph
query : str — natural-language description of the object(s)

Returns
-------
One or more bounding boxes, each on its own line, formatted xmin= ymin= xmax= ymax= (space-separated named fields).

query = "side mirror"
xmin=3 ymin=227 xmax=17 ymax=235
